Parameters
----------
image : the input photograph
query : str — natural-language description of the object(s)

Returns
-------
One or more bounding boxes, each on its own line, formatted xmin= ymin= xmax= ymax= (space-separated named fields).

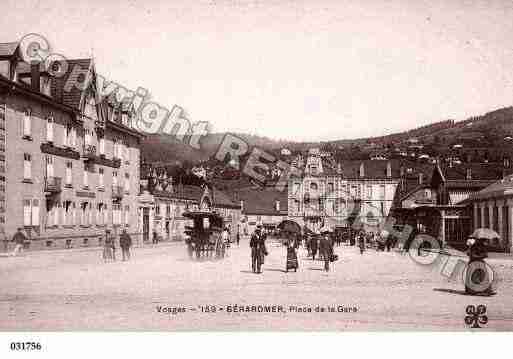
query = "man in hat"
xmin=119 ymin=229 xmax=132 ymax=261
xmin=319 ymin=230 xmax=334 ymax=272
xmin=250 ymin=225 xmax=265 ymax=273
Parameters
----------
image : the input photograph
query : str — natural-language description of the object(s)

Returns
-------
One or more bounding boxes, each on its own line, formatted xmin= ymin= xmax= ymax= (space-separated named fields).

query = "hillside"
xmin=141 ymin=106 xmax=513 ymax=165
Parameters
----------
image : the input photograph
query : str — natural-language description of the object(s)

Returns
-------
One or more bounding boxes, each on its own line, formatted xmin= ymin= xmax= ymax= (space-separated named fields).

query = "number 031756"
xmin=10 ymin=342 xmax=42 ymax=351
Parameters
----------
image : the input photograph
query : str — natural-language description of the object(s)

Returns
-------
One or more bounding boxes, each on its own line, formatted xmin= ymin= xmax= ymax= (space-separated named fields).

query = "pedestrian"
xmin=12 ymin=227 xmax=27 ymax=256
xmin=236 ymin=224 xmax=240 ymax=246
xmin=152 ymin=229 xmax=158 ymax=244
xmin=319 ymin=231 xmax=334 ymax=272
xmin=358 ymin=231 xmax=365 ymax=255
xmin=250 ymin=225 xmax=266 ymax=273
xmin=1 ymin=227 xmax=8 ymax=253
xmin=385 ymin=236 xmax=392 ymax=252
xmin=222 ymin=227 xmax=230 ymax=247
xmin=310 ymin=235 xmax=318 ymax=260
xmin=103 ymin=229 xmax=115 ymax=262
xmin=285 ymin=236 xmax=299 ymax=272
xmin=119 ymin=229 xmax=132 ymax=261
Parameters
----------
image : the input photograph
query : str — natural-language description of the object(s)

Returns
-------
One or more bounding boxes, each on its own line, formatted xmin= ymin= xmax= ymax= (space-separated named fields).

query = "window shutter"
xmin=47 ymin=117 xmax=54 ymax=142
xmin=99 ymin=137 xmax=105 ymax=155
xmin=23 ymin=154 xmax=31 ymax=179
xmin=23 ymin=109 xmax=31 ymax=137
xmin=46 ymin=156 xmax=54 ymax=178
xmin=31 ymin=199 xmax=39 ymax=226
xmin=104 ymin=204 xmax=109 ymax=225
xmin=23 ymin=199 xmax=31 ymax=226
xmin=71 ymin=127 xmax=77 ymax=147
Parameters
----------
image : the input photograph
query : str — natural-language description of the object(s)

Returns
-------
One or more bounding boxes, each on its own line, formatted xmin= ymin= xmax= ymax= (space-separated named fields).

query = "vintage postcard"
xmin=1 ymin=0 xmax=513 ymax=344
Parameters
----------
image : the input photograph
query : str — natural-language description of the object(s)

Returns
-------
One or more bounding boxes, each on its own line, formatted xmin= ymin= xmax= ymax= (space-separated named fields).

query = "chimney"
xmin=466 ymin=168 xmax=472 ymax=180
xmin=240 ymin=200 xmax=244 ymax=212
xmin=386 ymin=161 xmax=392 ymax=178
xmin=30 ymin=61 xmax=40 ymax=92
xmin=359 ymin=163 xmax=365 ymax=178
xmin=418 ymin=173 xmax=424 ymax=184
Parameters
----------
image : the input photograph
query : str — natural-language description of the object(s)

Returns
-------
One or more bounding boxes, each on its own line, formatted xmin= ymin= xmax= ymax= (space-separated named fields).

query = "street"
xmin=1 ymin=237 xmax=512 ymax=330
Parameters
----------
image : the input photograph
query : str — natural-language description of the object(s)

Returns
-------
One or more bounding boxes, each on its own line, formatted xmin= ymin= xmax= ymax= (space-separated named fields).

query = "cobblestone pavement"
xmin=1 ymin=237 xmax=512 ymax=331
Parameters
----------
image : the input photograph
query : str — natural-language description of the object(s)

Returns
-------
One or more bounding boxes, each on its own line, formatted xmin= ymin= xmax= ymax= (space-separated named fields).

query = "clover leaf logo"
xmin=465 ymin=305 xmax=488 ymax=328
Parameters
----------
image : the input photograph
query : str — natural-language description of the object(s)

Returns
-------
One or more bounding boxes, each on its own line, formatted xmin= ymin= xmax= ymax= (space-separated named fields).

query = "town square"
xmin=2 ymin=0 xmax=513 ymax=340
xmin=1 ymin=237 xmax=512 ymax=330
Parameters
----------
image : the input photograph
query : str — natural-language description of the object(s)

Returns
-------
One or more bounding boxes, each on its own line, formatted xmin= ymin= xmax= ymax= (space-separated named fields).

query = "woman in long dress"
xmin=286 ymin=235 xmax=299 ymax=272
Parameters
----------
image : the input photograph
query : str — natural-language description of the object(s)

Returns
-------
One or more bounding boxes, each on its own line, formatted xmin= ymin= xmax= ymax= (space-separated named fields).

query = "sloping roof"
xmin=236 ymin=188 xmax=288 ymax=215
xmin=15 ymin=61 xmax=48 ymax=76
xmin=212 ymin=187 xmax=240 ymax=209
xmin=468 ymin=174 xmax=513 ymax=201
xmin=50 ymin=58 xmax=93 ymax=110
xmin=338 ymin=159 xmax=433 ymax=179
xmin=0 ymin=42 xmax=19 ymax=58
xmin=445 ymin=179 xmax=496 ymax=189
xmin=439 ymin=163 xmax=510 ymax=181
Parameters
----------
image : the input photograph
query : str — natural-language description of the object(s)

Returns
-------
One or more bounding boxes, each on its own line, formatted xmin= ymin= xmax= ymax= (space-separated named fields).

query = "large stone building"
xmin=0 ymin=41 xmax=144 ymax=249
xmin=287 ymin=149 xmax=401 ymax=233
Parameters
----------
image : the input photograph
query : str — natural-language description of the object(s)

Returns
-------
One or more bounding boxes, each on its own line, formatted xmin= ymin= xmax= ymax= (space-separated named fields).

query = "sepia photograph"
xmin=1 ymin=0 xmax=513 ymax=349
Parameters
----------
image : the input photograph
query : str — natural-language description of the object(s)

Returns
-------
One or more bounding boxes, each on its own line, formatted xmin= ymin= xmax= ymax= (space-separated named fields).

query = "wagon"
xmin=183 ymin=211 xmax=226 ymax=259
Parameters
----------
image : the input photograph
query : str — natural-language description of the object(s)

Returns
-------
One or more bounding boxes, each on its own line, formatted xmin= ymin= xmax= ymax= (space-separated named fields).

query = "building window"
xmin=64 ymin=201 xmax=73 ymax=225
xmin=23 ymin=153 xmax=32 ymax=180
xmin=327 ymin=182 xmax=334 ymax=194
xmin=112 ymin=171 xmax=118 ymax=186
xmin=124 ymin=205 xmax=130 ymax=225
xmin=45 ymin=155 xmax=54 ymax=178
xmin=98 ymin=136 xmax=105 ymax=156
xmin=366 ymin=185 xmax=372 ymax=199
xmin=293 ymin=182 xmax=300 ymax=196
xmin=23 ymin=199 xmax=39 ymax=226
xmin=83 ymin=168 xmax=88 ymax=188
xmin=113 ymin=139 xmax=119 ymax=159
xmin=424 ymin=189 xmax=431 ymax=199
xmin=23 ymin=109 xmax=31 ymax=138
xmin=124 ymin=173 xmax=130 ymax=192
xmin=310 ymin=182 xmax=318 ymax=191
xmin=46 ymin=116 xmax=54 ymax=142
xmin=84 ymin=129 xmax=92 ymax=147
xmin=65 ymin=162 xmax=72 ymax=185
xmin=380 ymin=185 xmax=386 ymax=199
xmin=98 ymin=168 xmax=104 ymax=188
xmin=113 ymin=204 xmax=122 ymax=225
xmin=155 ymin=203 xmax=160 ymax=216
xmin=96 ymin=203 xmax=104 ymax=225
xmin=103 ymin=204 xmax=109 ymax=225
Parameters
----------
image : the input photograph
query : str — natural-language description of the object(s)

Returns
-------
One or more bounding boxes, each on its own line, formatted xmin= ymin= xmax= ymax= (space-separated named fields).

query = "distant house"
xmin=191 ymin=166 xmax=207 ymax=179
xmin=235 ymin=186 xmax=288 ymax=235
xmin=370 ymin=153 xmax=388 ymax=161
xmin=281 ymin=148 xmax=292 ymax=156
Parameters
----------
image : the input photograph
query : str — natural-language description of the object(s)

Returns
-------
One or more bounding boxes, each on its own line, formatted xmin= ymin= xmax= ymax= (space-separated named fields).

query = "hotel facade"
xmin=0 ymin=41 xmax=144 ymax=249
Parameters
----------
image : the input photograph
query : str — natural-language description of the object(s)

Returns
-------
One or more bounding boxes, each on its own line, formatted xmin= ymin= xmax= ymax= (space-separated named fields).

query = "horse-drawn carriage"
xmin=183 ymin=211 xmax=227 ymax=259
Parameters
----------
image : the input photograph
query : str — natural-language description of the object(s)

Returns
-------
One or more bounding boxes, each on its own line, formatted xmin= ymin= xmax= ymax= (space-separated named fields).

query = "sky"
xmin=3 ymin=0 xmax=513 ymax=141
